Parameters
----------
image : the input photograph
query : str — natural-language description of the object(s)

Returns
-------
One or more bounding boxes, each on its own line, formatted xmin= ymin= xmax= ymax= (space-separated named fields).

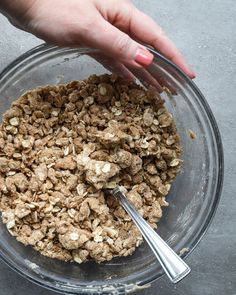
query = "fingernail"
xmin=190 ymin=71 xmax=196 ymax=79
xmin=135 ymin=48 xmax=154 ymax=67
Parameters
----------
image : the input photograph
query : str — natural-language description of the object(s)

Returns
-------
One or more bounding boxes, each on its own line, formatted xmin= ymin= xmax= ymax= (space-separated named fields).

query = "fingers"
xmin=128 ymin=8 xmax=195 ymax=78
xmin=129 ymin=67 xmax=163 ymax=92
xmin=80 ymin=17 xmax=154 ymax=68
xmin=89 ymin=52 xmax=136 ymax=81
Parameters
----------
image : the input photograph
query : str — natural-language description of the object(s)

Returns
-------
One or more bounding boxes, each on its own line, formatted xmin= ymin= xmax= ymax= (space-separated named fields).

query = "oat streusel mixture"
xmin=0 ymin=74 xmax=181 ymax=263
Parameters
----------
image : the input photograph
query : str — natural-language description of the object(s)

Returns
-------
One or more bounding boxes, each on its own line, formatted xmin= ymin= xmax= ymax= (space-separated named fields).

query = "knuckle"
xmin=119 ymin=0 xmax=134 ymax=14
xmin=152 ymin=28 xmax=167 ymax=47
xmin=114 ymin=34 xmax=131 ymax=56
xmin=67 ymin=18 xmax=95 ymax=40
xmin=81 ymin=17 xmax=96 ymax=31
xmin=158 ymin=27 xmax=165 ymax=37
xmin=120 ymin=0 xmax=131 ymax=6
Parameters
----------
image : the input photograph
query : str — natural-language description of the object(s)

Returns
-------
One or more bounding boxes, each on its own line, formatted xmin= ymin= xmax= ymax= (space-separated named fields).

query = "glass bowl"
xmin=0 ymin=45 xmax=223 ymax=294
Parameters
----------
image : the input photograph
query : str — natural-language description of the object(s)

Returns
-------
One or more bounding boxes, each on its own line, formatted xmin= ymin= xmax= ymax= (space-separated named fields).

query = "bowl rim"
xmin=0 ymin=43 xmax=224 ymax=294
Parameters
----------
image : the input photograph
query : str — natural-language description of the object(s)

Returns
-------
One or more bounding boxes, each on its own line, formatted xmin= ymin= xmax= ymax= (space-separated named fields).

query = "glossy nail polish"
xmin=135 ymin=48 xmax=154 ymax=66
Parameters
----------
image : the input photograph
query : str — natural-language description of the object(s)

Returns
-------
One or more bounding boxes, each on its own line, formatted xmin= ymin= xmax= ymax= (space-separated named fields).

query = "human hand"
xmin=0 ymin=0 xmax=195 ymax=78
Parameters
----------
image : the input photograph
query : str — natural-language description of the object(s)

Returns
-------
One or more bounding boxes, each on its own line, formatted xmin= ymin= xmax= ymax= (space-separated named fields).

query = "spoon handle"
xmin=112 ymin=186 xmax=191 ymax=284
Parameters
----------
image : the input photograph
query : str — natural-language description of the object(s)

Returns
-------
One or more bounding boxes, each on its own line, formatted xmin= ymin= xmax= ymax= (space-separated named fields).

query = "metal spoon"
xmin=112 ymin=186 xmax=191 ymax=284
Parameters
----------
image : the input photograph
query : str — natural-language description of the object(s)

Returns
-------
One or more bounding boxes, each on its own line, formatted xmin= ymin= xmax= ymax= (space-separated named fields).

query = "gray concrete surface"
xmin=0 ymin=0 xmax=235 ymax=294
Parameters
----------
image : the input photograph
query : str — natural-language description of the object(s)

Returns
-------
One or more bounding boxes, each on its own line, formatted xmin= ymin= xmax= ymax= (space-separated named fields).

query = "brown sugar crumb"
xmin=189 ymin=129 xmax=196 ymax=140
xmin=0 ymin=74 xmax=182 ymax=263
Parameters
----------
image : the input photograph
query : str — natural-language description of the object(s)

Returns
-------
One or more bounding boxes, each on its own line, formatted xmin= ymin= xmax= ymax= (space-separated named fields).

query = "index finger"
xmin=128 ymin=8 xmax=195 ymax=78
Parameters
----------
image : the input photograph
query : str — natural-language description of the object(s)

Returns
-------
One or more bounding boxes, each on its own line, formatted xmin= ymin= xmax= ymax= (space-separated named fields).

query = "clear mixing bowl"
xmin=0 ymin=45 xmax=223 ymax=294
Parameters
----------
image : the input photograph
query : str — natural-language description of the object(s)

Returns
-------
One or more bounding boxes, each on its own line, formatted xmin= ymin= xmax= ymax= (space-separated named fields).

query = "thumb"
xmin=82 ymin=18 xmax=154 ymax=68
